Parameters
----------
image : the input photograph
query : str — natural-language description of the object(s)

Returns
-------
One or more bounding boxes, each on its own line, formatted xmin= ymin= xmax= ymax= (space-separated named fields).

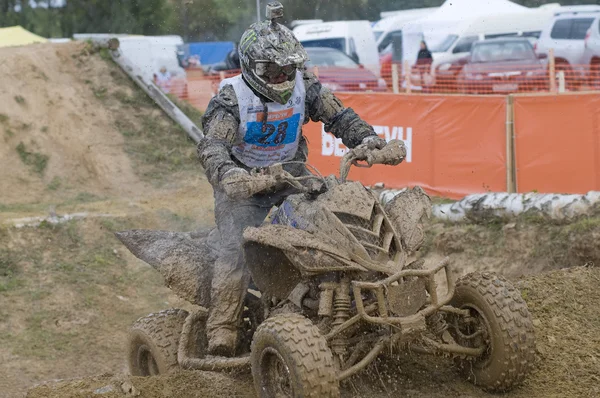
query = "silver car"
xmin=582 ymin=14 xmax=600 ymax=87
xmin=536 ymin=7 xmax=600 ymax=87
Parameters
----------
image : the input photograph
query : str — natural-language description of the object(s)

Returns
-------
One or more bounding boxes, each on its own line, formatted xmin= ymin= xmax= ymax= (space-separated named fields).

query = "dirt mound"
xmin=0 ymin=42 xmax=205 ymax=219
xmin=25 ymin=266 xmax=600 ymax=398
xmin=0 ymin=42 xmax=146 ymax=205
xmin=422 ymin=214 xmax=600 ymax=279
xmin=516 ymin=266 xmax=600 ymax=397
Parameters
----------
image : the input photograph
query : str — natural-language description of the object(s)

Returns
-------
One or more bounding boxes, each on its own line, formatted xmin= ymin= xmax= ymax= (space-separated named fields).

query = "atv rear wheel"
xmin=450 ymin=272 xmax=535 ymax=392
xmin=127 ymin=308 xmax=188 ymax=376
xmin=251 ymin=314 xmax=340 ymax=398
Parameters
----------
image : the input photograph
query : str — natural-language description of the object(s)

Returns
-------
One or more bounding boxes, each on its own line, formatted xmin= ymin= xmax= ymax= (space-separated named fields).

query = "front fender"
xmin=243 ymin=224 xmax=366 ymax=298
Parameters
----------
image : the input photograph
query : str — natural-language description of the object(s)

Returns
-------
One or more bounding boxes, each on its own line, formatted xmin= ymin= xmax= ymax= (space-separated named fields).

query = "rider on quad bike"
xmin=197 ymin=2 xmax=388 ymax=357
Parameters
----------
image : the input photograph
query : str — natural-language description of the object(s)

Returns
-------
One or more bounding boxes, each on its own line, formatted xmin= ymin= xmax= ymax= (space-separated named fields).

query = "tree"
xmin=60 ymin=0 xmax=173 ymax=36
xmin=2 ymin=0 xmax=600 ymax=42
xmin=169 ymin=0 xmax=252 ymax=42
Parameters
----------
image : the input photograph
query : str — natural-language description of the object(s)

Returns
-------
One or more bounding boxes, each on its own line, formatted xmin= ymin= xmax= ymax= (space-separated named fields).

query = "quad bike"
xmin=117 ymin=140 xmax=536 ymax=397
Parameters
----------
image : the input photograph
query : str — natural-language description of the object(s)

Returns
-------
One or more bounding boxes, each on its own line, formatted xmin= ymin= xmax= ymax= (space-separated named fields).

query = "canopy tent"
xmin=401 ymin=0 xmax=530 ymax=65
xmin=0 ymin=26 xmax=47 ymax=48
xmin=178 ymin=42 xmax=235 ymax=67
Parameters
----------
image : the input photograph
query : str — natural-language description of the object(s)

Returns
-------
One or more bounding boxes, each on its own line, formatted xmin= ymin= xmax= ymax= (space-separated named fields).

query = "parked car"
xmin=581 ymin=13 xmax=600 ymax=87
xmin=293 ymin=21 xmax=381 ymax=77
xmin=536 ymin=7 xmax=600 ymax=87
xmin=457 ymin=38 xmax=548 ymax=94
xmin=305 ymin=47 xmax=387 ymax=92
xmin=404 ymin=5 xmax=557 ymax=89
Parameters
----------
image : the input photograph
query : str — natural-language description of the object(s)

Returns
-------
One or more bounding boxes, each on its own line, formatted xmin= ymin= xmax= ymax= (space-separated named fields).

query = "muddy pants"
xmin=207 ymin=188 xmax=287 ymax=345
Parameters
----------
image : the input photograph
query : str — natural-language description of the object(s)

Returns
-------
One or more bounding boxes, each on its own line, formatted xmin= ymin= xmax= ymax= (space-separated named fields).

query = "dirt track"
xmin=25 ymin=266 xmax=600 ymax=398
xmin=2 ymin=42 xmax=600 ymax=398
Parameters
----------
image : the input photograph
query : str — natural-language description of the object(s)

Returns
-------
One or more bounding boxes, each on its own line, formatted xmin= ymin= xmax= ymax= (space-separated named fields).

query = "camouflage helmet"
xmin=238 ymin=2 xmax=308 ymax=104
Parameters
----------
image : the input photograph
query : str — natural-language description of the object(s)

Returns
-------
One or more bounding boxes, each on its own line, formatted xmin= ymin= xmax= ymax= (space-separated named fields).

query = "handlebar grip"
xmin=339 ymin=140 xmax=406 ymax=182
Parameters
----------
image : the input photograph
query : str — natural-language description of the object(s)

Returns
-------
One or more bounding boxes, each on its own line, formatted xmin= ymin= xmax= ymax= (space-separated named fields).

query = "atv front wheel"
xmin=127 ymin=308 xmax=188 ymax=376
xmin=450 ymin=272 xmax=535 ymax=392
xmin=251 ymin=314 xmax=340 ymax=398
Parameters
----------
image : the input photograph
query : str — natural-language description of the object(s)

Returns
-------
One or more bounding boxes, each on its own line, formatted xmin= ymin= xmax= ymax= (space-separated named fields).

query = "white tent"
xmin=401 ymin=0 xmax=530 ymax=65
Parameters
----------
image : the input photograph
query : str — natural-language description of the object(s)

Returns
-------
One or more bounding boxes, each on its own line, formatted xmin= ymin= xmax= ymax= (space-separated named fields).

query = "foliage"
xmin=1 ymin=0 xmax=599 ymax=42
xmin=15 ymin=142 xmax=49 ymax=176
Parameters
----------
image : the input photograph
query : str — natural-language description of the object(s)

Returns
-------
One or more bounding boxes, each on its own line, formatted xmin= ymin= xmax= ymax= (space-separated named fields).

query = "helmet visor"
xmin=255 ymin=61 xmax=297 ymax=84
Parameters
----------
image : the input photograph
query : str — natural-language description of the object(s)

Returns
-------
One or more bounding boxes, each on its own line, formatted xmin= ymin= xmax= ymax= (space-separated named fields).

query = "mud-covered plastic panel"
xmin=115 ymin=229 xmax=217 ymax=307
xmin=244 ymin=242 xmax=303 ymax=299
xmin=243 ymin=224 xmax=366 ymax=297
xmin=318 ymin=181 xmax=376 ymax=221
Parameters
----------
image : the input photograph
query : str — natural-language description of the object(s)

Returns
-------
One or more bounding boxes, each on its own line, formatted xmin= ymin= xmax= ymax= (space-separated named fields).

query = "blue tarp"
xmin=178 ymin=41 xmax=235 ymax=66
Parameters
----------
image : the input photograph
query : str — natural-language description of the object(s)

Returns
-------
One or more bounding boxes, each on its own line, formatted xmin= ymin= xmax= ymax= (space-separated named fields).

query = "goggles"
xmin=255 ymin=61 xmax=297 ymax=80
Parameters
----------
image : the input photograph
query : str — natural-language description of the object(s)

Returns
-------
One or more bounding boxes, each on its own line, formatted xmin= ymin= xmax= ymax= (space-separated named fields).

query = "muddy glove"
xmin=220 ymin=167 xmax=278 ymax=200
xmin=361 ymin=135 xmax=387 ymax=150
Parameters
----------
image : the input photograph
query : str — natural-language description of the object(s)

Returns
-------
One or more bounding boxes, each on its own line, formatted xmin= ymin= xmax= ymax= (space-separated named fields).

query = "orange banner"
xmin=513 ymin=93 xmax=600 ymax=194
xmin=304 ymin=93 xmax=507 ymax=199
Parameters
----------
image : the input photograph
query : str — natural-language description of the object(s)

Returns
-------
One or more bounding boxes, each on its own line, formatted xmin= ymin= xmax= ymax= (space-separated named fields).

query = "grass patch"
xmin=0 ymin=249 xmax=23 ymax=293
xmin=90 ymin=47 xmax=200 ymax=185
xmin=430 ymin=196 xmax=455 ymax=206
xmin=92 ymin=86 xmax=108 ymax=99
xmin=0 ymin=113 xmax=8 ymax=124
xmin=18 ymin=122 xmax=32 ymax=131
xmin=5 ymin=310 xmax=79 ymax=359
xmin=156 ymin=208 xmax=196 ymax=231
xmin=99 ymin=217 xmax=133 ymax=233
xmin=71 ymin=192 xmax=102 ymax=204
xmin=0 ymin=202 xmax=46 ymax=213
xmin=16 ymin=142 xmax=49 ymax=176
xmin=47 ymin=176 xmax=62 ymax=191
xmin=41 ymin=126 xmax=48 ymax=133
xmin=14 ymin=95 xmax=26 ymax=105
xmin=119 ymin=114 xmax=198 ymax=185
xmin=567 ymin=216 xmax=600 ymax=233
xmin=114 ymin=89 xmax=154 ymax=108
xmin=99 ymin=47 xmax=112 ymax=61
xmin=37 ymin=71 xmax=49 ymax=81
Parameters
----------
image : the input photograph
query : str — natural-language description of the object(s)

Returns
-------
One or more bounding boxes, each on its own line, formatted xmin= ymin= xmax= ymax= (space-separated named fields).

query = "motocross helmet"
xmin=238 ymin=2 xmax=309 ymax=105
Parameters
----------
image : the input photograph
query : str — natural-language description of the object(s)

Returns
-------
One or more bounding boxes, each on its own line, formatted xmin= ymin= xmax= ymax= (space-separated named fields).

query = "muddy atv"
xmin=117 ymin=140 xmax=535 ymax=397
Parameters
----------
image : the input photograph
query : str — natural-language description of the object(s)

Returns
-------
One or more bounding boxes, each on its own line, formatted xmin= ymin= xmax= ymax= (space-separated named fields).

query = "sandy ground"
xmin=0 ymin=42 xmax=146 ymax=205
xmin=25 ymin=267 xmax=600 ymax=398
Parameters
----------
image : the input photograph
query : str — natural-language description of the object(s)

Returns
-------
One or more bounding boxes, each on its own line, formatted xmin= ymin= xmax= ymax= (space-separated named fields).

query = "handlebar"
xmin=233 ymin=139 xmax=407 ymax=199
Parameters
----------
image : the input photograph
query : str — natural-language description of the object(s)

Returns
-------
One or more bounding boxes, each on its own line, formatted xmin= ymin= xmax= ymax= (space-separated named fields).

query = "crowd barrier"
xmin=513 ymin=93 xmax=600 ymax=195
xmin=168 ymin=71 xmax=600 ymax=198
xmin=171 ymin=63 xmax=600 ymax=112
xmin=303 ymin=93 xmax=508 ymax=199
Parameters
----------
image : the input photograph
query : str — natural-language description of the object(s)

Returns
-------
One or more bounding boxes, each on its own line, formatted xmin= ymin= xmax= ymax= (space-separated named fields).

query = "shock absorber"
xmin=330 ymin=278 xmax=352 ymax=360
xmin=427 ymin=312 xmax=449 ymax=337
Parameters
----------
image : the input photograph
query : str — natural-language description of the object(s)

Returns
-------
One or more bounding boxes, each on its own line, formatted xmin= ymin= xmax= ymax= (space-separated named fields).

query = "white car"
xmin=536 ymin=7 xmax=600 ymax=87
xmin=293 ymin=21 xmax=380 ymax=77
xmin=582 ymin=14 xmax=600 ymax=87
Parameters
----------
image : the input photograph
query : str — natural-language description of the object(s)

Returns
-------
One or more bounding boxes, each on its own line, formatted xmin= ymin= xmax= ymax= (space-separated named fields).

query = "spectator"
xmin=155 ymin=66 xmax=173 ymax=93
xmin=416 ymin=40 xmax=434 ymax=91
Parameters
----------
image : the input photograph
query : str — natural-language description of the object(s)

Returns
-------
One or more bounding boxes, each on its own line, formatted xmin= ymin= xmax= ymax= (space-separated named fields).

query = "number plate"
xmin=492 ymin=83 xmax=518 ymax=92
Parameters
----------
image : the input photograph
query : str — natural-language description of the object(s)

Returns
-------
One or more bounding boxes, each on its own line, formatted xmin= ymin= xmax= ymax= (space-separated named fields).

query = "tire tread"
xmin=128 ymin=308 xmax=188 ymax=375
xmin=251 ymin=314 xmax=339 ymax=398
xmin=453 ymin=272 xmax=536 ymax=392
